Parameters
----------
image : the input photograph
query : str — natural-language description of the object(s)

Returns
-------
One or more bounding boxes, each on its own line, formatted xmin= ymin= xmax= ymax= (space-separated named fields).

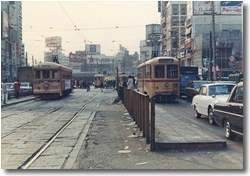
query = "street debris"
xmin=118 ymin=150 xmax=131 ymax=154
xmin=124 ymin=146 xmax=129 ymax=149
xmin=136 ymin=162 xmax=148 ymax=166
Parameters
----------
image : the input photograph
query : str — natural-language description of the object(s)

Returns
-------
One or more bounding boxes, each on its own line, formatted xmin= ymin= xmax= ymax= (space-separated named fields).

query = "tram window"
xmin=52 ymin=70 xmax=58 ymax=79
xmin=146 ymin=65 xmax=151 ymax=78
xmin=155 ymin=65 xmax=165 ymax=78
xmin=167 ymin=65 xmax=178 ymax=78
xmin=36 ymin=71 xmax=40 ymax=79
xmin=43 ymin=70 xmax=50 ymax=79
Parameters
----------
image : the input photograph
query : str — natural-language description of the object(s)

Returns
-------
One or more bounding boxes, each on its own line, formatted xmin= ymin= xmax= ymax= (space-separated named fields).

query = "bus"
xmin=137 ymin=57 xmax=180 ymax=102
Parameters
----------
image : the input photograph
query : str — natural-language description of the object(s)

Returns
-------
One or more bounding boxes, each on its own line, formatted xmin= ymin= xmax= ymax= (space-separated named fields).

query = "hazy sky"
xmin=22 ymin=1 xmax=161 ymax=63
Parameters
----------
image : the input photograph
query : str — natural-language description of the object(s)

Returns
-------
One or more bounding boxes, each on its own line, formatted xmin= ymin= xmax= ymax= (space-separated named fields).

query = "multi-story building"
xmin=185 ymin=1 xmax=243 ymax=78
xmin=140 ymin=24 xmax=161 ymax=63
xmin=1 ymin=1 xmax=23 ymax=81
xmin=160 ymin=1 xmax=187 ymax=59
xmin=160 ymin=1 xmax=243 ymax=79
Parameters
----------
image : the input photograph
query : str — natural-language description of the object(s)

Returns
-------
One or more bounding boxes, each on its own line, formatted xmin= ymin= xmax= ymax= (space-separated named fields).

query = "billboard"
xmin=45 ymin=36 xmax=62 ymax=47
xmin=221 ymin=1 xmax=243 ymax=14
xmin=1 ymin=10 xmax=9 ymax=39
xmin=85 ymin=44 xmax=100 ymax=55
xmin=193 ymin=1 xmax=221 ymax=15
xmin=146 ymin=24 xmax=161 ymax=41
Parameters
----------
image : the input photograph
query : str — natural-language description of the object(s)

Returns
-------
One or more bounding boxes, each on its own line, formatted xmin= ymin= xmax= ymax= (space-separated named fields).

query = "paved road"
xmin=1 ymin=88 xmax=244 ymax=169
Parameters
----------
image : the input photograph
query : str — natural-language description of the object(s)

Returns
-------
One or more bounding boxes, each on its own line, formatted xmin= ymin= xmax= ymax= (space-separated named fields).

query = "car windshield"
xmin=21 ymin=83 xmax=28 ymax=87
xmin=194 ymin=82 xmax=208 ymax=89
xmin=6 ymin=84 xmax=14 ymax=89
xmin=209 ymin=85 xmax=235 ymax=96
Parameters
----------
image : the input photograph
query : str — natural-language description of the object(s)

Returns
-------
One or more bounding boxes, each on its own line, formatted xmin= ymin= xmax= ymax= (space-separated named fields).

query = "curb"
xmin=156 ymin=141 xmax=227 ymax=151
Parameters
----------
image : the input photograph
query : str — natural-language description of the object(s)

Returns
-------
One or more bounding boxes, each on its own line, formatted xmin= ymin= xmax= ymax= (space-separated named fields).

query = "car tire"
xmin=224 ymin=119 xmax=237 ymax=140
xmin=208 ymin=108 xmax=216 ymax=125
xmin=194 ymin=106 xmax=201 ymax=118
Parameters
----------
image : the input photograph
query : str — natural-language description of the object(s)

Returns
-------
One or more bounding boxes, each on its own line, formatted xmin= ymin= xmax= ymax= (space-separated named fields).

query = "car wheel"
xmin=224 ymin=119 xmax=237 ymax=140
xmin=194 ymin=106 xmax=201 ymax=118
xmin=208 ymin=108 xmax=216 ymax=125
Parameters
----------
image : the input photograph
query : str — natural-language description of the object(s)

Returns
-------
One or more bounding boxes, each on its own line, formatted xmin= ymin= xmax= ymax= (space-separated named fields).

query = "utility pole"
xmin=25 ymin=52 xmax=28 ymax=67
xmin=212 ymin=1 xmax=217 ymax=81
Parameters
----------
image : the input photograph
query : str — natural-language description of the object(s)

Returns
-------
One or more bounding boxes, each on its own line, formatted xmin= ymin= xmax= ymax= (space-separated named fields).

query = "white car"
xmin=191 ymin=82 xmax=236 ymax=125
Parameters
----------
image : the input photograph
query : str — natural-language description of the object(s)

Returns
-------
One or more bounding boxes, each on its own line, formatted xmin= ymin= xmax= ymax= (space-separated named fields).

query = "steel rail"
xmin=18 ymin=97 xmax=94 ymax=169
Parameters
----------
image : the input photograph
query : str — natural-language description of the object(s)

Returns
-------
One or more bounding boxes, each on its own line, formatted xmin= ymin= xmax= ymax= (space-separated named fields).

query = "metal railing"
xmin=118 ymin=86 xmax=156 ymax=151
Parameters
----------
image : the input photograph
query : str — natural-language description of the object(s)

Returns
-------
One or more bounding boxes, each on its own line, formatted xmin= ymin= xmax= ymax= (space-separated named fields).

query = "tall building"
xmin=1 ymin=1 xmax=23 ymax=81
xmin=185 ymin=1 xmax=243 ymax=78
xmin=160 ymin=1 xmax=187 ymax=58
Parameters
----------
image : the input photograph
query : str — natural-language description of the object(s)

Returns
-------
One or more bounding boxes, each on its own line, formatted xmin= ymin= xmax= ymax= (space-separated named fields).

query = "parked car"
xmin=184 ymin=81 xmax=210 ymax=100
xmin=213 ymin=82 xmax=243 ymax=140
xmin=20 ymin=82 xmax=33 ymax=96
xmin=6 ymin=83 xmax=15 ymax=99
xmin=191 ymin=82 xmax=236 ymax=125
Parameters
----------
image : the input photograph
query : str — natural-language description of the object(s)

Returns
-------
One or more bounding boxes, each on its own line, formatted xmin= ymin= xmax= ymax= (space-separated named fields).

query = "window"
xmin=173 ymin=8 xmax=177 ymax=15
xmin=167 ymin=65 xmax=178 ymax=78
xmin=36 ymin=71 xmax=40 ymax=79
xmin=230 ymin=86 xmax=243 ymax=103
xmin=154 ymin=65 xmax=165 ymax=78
xmin=145 ymin=65 xmax=151 ymax=79
xmin=201 ymin=87 xmax=207 ymax=95
xmin=181 ymin=8 xmax=186 ymax=15
xmin=52 ymin=70 xmax=58 ymax=79
xmin=43 ymin=70 xmax=50 ymax=79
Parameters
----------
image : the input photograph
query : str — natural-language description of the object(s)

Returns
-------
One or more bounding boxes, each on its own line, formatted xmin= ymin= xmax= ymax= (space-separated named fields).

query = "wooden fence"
xmin=117 ymin=86 xmax=156 ymax=151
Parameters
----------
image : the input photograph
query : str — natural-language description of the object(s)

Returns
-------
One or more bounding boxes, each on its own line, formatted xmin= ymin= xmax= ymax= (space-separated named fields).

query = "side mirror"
xmin=212 ymin=94 xmax=216 ymax=98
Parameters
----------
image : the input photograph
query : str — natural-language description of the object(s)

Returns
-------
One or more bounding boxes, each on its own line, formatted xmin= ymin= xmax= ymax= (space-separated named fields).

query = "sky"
xmin=22 ymin=0 xmax=161 ymax=63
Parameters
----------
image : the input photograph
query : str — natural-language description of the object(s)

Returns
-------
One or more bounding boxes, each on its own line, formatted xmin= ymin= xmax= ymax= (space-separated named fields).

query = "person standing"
xmin=100 ymin=81 xmax=104 ymax=92
xmin=14 ymin=79 xmax=21 ymax=99
xmin=2 ymin=79 xmax=7 ymax=104
xmin=127 ymin=75 xmax=134 ymax=90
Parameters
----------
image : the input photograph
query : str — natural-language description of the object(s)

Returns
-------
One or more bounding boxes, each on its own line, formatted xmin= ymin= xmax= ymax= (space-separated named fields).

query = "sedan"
xmin=20 ymin=82 xmax=33 ymax=96
xmin=191 ymin=82 xmax=236 ymax=125
xmin=213 ymin=81 xmax=243 ymax=140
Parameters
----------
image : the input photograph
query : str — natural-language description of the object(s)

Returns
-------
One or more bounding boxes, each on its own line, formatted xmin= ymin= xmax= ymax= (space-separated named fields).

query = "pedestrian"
xmin=2 ymin=79 xmax=8 ymax=104
xmin=127 ymin=75 xmax=134 ymax=90
xmin=14 ymin=79 xmax=21 ymax=99
xmin=100 ymin=81 xmax=104 ymax=92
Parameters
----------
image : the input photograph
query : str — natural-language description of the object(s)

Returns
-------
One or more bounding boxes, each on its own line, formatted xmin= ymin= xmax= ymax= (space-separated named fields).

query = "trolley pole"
xmin=212 ymin=1 xmax=217 ymax=81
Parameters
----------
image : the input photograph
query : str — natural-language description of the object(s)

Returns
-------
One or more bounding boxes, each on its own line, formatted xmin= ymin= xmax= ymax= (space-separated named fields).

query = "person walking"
xmin=127 ymin=75 xmax=134 ymax=90
xmin=14 ymin=79 xmax=21 ymax=99
xmin=2 ymin=79 xmax=7 ymax=104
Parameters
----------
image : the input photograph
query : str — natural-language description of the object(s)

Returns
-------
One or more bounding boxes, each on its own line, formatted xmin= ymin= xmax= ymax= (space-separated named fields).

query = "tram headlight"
xmin=165 ymin=82 xmax=168 ymax=87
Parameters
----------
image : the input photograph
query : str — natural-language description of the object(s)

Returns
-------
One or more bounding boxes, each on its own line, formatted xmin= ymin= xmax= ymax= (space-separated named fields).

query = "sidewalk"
xmin=1 ymin=96 xmax=36 ymax=107
xmin=154 ymin=109 xmax=227 ymax=150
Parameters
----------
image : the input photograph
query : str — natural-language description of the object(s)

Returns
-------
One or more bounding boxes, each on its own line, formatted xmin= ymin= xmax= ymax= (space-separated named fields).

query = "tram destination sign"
xmin=159 ymin=59 xmax=173 ymax=63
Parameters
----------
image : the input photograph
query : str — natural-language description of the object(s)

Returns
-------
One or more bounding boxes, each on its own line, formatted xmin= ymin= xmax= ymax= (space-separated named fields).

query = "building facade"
xmin=160 ymin=1 xmax=243 ymax=79
xmin=1 ymin=1 xmax=24 ymax=81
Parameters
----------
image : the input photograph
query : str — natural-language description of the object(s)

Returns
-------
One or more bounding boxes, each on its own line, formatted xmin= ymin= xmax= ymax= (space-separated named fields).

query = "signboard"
xmin=1 ymin=10 xmax=9 ymax=39
xmin=193 ymin=1 xmax=220 ymax=15
xmin=221 ymin=1 xmax=243 ymax=14
xmin=45 ymin=36 xmax=62 ymax=47
xmin=85 ymin=44 xmax=100 ymax=55
xmin=65 ymin=80 xmax=71 ymax=90
xmin=146 ymin=24 xmax=161 ymax=41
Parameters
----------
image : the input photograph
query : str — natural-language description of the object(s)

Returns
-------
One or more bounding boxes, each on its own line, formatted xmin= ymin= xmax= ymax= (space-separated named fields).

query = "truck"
xmin=180 ymin=66 xmax=199 ymax=98
xmin=17 ymin=67 xmax=33 ymax=83
xmin=17 ymin=67 xmax=33 ymax=96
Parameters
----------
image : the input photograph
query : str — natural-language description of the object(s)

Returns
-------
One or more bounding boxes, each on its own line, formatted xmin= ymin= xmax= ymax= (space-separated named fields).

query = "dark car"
xmin=184 ymin=81 xmax=210 ymax=100
xmin=213 ymin=81 xmax=243 ymax=140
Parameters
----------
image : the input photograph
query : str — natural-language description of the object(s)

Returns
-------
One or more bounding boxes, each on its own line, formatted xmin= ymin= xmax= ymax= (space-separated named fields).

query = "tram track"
xmin=17 ymin=96 xmax=95 ymax=169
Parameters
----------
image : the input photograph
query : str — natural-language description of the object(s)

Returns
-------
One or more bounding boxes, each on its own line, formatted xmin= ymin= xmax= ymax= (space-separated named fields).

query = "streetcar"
xmin=32 ymin=62 xmax=73 ymax=99
xmin=137 ymin=57 xmax=180 ymax=102
xmin=94 ymin=74 xmax=105 ymax=88
xmin=119 ymin=74 xmax=129 ymax=87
